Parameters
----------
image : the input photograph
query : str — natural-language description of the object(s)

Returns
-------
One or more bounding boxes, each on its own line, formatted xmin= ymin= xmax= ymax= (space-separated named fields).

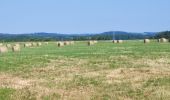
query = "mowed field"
xmin=0 ymin=40 xmax=170 ymax=100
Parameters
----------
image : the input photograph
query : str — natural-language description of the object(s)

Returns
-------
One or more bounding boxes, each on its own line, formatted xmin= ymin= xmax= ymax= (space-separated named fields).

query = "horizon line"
xmin=0 ymin=31 xmax=163 ymax=35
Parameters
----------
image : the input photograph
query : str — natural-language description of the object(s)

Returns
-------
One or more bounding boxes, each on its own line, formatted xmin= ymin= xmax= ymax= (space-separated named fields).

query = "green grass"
xmin=0 ymin=88 xmax=15 ymax=100
xmin=0 ymin=40 xmax=170 ymax=100
xmin=1 ymin=41 xmax=170 ymax=71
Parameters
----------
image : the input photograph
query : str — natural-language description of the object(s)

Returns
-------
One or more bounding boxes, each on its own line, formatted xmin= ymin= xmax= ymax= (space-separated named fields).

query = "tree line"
xmin=1 ymin=31 xmax=169 ymax=42
xmin=154 ymin=31 xmax=170 ymax=39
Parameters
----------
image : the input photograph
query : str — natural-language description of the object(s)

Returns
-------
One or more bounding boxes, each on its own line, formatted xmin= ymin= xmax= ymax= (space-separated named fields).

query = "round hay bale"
xmin=31 ymin=42 xmax=37 ymax=47
xmin=58 ymin=42 xmax=64 ymax=47
xmin=24 ymin=44 xmax=28 ymax=47
xmin=112 ymin=40 xmax=117 ymax=43
xmin=70 ymin=41 xmax=75 ymax=45
xmin=14 ymin=44 xmax=20 ymax=47
xmin=45 ymin=42 xmax=49 ymax=45
xmin=117 ymin=40 xmax=123 ymax=43
xmin=64 ymin=41 xmax=70 ymax=45
xmin=159 ymin=38 xmax=167 ymax=43
xmin=93 ymin=40 xmax=98 ymax=43
xmin=6 ymin=44 xmax=12 ymax=48
xmin=12 ymin=46 xmax=20 ymax=52
xmin=144 ymin=39 xmax=150 ymax=43
xmin=24 ymin=43 xmax=31 ymax=47
xmin=88 ymin=41 xmax=94 ymax=46
xmin=0 ymin=46 xmax=8 ymax=53
xmin=37 ymin=42 xmax=42 ymax=46
xmin=157 ymin=39 xmax=161 ymax=42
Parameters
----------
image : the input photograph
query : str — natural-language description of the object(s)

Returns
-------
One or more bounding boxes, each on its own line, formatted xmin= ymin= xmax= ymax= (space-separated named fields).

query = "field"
xmin=0 ymin=40 xmax=170 ymax=100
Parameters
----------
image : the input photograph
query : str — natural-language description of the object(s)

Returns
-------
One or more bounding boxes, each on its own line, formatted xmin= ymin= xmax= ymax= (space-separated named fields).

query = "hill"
xmin=0 ymin=31 xmax=157 ymax=42
xmin=154 ymin=31 xmax=170 ymax=39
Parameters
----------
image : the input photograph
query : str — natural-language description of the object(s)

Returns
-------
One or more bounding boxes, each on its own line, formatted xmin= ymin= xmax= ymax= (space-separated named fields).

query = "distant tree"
xmin=155 ymin=31 xmax=170 ymax=39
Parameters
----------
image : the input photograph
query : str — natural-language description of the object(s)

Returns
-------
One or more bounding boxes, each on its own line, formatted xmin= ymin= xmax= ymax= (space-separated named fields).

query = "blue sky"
xmin=0 ymin=0 xmax=170 ymax=34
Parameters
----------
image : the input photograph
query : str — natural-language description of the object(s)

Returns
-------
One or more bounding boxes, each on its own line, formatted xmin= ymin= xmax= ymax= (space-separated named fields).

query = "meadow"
xmin=0 ymin=40 xmax=170 ymax=100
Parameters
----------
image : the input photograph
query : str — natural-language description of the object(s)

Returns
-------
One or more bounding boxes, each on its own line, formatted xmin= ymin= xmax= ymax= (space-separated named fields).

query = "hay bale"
xmin=112 ymin=40 xmax=117 ymax=43
xmin=117 ymin=40 xmax=123 ymax=43
xmin=31 ymin=42 xmax=37 ymax=47
xmin=37 ymin=42 xmax=42 ymax=46
xmin=88 ymin=41 xmax=94 ymax=46
xmin=157 ymin=39 xmax=161 ymax=42
xmin=93 ymin=40 xmax=98 ymax=43
xmin=45 ymin=42 xmax=49 ymax=45
xmin=0 ymin=46 xmax=8 ymax=53
xmin=24 ymin=43 xmax=31 ymax=47
xmin=144 ymin=39 xmax=150 ymax=43
xmin=6 ymin=44 xmax=12 ymax=48
xmin=12 ymin=46 xmax=20 ymax=52
xmin=159 ymin=38 xmax=167 ymax=43
xmin=14 ymin=44 xmax=20 ymax=47
xmin=70 ymin=41 xmax=75 ymax=45
xmin=58 ymin=42 xmax=64 ymax=47
xmin=64 ymin=41 xmax=70 ymax=45
xmin=24 ymin=43 xmax=28 ymax=47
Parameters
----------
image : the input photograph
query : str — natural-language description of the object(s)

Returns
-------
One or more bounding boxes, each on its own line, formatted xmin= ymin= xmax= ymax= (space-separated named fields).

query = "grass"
xmin=0 ymin=88 xmax=15 ymax=100
xmin=0 ymin=40 xmax=170 ymax=100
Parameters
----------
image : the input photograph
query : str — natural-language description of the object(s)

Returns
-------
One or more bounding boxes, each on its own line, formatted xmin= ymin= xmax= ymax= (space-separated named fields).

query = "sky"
xmin=0 ymin=0 xmax=170 ymax=34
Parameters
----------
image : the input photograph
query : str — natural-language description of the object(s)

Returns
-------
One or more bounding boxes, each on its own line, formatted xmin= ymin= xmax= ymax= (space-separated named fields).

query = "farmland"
xmin=0 ymin=40 xmax=170 ymax=100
